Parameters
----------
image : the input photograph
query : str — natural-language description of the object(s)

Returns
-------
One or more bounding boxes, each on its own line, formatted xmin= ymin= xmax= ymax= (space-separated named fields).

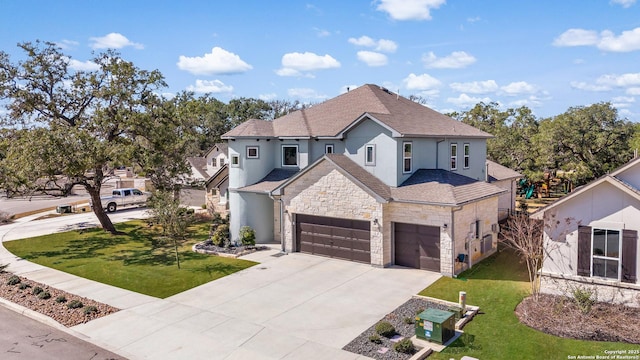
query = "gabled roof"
xmin=237 ymin=168 xmax=298 ymax=193
xmin=186 ymin=157 xmax=209 ymax=179
xmin=205 ymin=164 xmax=228 ymax=188
xmin=222 ymin=84 xmax=492 ymax=139
xmin=392 ymin=169 xmax=506 ymax=206
xmin=204 ymin=142 xmax=228 ymax=158
xmin=531 ymin=157 xmax=640 ymax=219
xmin=486 ymin=160 xmax=522 ymax=182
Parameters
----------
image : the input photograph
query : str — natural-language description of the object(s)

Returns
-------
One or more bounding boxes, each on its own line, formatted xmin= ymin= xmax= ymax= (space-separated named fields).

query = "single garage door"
xmin=394 ymin=222 xmax=441 ymax=271
xmin=296 ymin=214 xmax=371 ymax=263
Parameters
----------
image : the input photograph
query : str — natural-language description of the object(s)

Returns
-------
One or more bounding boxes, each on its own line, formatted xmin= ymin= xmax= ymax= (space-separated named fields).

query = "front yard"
xmin=420 ymin=246 xmax=638 ymax=359
xmin=3 ymin=220 xmax=257 ymax=298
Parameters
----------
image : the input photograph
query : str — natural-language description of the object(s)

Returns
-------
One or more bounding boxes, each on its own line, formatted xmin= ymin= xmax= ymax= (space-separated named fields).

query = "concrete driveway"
xmin=72 ymin=250 xmax=440 ymax=359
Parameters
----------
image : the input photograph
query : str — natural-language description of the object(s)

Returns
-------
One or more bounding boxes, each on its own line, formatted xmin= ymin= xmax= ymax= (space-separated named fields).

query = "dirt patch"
xmin=0 ymin=272 xmax=119 ymax=327
xmin=515 ymin=294 xmax=640 ymax=344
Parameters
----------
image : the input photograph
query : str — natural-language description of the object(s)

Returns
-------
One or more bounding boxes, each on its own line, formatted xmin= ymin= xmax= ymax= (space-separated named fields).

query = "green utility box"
xmin=56 ymin=205 xmax=72 ymax=214
xmin=415 ymin=308 xmax=456 ymax=344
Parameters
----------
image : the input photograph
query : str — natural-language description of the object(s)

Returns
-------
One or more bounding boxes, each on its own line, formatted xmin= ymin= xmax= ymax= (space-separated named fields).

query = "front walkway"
xmin=0 ymin=213 xmax=441 ymax=359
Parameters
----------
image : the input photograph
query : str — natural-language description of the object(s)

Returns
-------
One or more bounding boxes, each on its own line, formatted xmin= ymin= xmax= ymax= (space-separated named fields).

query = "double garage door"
xmin=295 ymin=214 xmax=371 ymax=263
xmin=394 ymin=222 xmax=441 ymax=272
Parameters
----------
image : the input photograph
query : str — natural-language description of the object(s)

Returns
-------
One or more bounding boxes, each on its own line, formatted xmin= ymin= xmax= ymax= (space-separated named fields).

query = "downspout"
xmin=436 ymin=139 xmax=445 ymax=169
xmin=268 ymin=191 xmax=286 ymax=253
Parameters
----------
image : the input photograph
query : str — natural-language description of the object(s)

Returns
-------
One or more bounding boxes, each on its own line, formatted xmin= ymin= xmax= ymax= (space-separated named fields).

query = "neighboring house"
xmin=186 ymin=157 xmax=209 ymax=182
xmin=205 ymin=164 xmax=229 ymax=215
xmin=486 ymin=160 xmax=522 ymax=221
xmin=531 ymin=157 xmax=640 ymax=306
xmin=222 ymin=84 xmax=512 ymax=276
xmin=185 ymin=143 xmax=229 ymax=183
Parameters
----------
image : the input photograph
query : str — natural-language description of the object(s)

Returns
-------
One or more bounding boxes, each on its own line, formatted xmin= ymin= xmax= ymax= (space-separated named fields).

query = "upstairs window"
xmin=282 ymin=145 xmax=298 ymax=167
xmin=246 ymin=146 xmax=259 ymax=159
xmin=451 ymin=144 xmax=458 ymax=170
xmin=403 ymin=142 xmax=412 ymax=173
xmin=464 ymin=143 xmax=470 ymax=169
xmin=325 ymin=144 xmax=334 ymax=154
xmin=211 ymin=158 xmax=217 ymax=167
xmin=230 ymin=154 xmax=240 ymax=167
xmin=365 ymin=144 xmax=376 ymax=166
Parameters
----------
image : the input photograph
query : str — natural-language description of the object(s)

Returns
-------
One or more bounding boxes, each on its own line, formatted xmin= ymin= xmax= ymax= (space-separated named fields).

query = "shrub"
xmin=0 ymin=263 xmax=9 ymax=273
xmin=67 ymin=300 xmax=84 ymax=309
xmin=83 ymin=305 xmax=98 ymax=315
xmin=393 ymin=338 xmax=415 ymax=354
xmin=403 ymin=316 xmax=414 ymax=324
xmin=32 ymin=286 xmax=43 ymax=295
xmin=55 ymin=296 xmax=67 ymax=303
xmin=369 ymin=334 xmax=382 ymax=344
xmin=572 ymin=286 xmax=596 ymax=314
xmin=239 ymin=226 xmax=256 ymax=246
xmin=375 ymin=321 xmax=396 ymax=338
xmin=38 ymin=291 xmax=51 ymax=300
xmin=7 ymin=275 xmax=21 ymax=285
xmin=212 ymin=223 xmax=230 ymax=247
xmin=0 ymin=210 xmax=12 ymax=224
xmin=18 ymin=283 xmax=30 ymax=290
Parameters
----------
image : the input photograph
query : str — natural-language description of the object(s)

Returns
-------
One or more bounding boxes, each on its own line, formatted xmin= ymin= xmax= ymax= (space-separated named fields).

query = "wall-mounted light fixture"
xmin=442 ymin=223 xmax=448 ymax=229
xmin=373 ymin=219 xmax=379 ymax=225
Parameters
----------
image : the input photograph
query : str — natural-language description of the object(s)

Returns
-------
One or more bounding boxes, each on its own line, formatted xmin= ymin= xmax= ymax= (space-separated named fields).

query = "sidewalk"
xmin=0 ymin=212 xmax=438 ymax=360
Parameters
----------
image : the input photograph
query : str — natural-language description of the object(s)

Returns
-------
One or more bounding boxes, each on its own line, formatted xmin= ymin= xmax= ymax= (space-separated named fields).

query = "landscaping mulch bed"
xmin=0 ymin=272 xmax=119 ymax=327
xmin=193 ymin=240 xmax=268 ymax=257
xmin=516 ymin=293 xmax=640 ymax=344
xmin=343 ymin=297 xmax=455 ymax=360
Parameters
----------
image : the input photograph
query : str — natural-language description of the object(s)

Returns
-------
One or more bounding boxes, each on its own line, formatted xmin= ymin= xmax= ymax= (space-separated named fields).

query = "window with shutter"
xmin=577 ymin=226 xmax=591 ymax=277
xmin=622 ymin=229 xmax=637 ymax=284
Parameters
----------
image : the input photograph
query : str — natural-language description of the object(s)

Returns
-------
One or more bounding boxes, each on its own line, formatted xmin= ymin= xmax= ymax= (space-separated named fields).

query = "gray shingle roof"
xmin=486 ymin=160 xmax=522 ymax=182
xmin=391 ymin=169 xmax=506 ymax=205
xmin=238 ymin=168 xmax=298 ymax=193
xmin=223 ymin=84 xmax=492 ymax=139
xmin=186 ymin=157 xmax=209 ymax=178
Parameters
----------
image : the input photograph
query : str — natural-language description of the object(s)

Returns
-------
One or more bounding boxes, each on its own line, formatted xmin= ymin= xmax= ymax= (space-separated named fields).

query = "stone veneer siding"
xmin=281 ymin=163 xmax=384 ymax=266
xmin=540 ymin=273 xmax=640 ymax=308
xmin=452 ymin=197 xmax=500 ymax=275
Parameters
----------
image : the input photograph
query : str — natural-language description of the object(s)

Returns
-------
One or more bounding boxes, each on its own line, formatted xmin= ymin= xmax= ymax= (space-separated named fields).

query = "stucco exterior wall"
xmin=229 ymin=191 xmax=274 ymax=244
xmin=492 ymin=178 xmax=516 ymax=220
xmin=344 ymin=119 xmax=398 ymax=187
xmin=384 ymin=202 xmax=453 ymax=274
xmin=280 ymin=162 xmax=384 ymax=266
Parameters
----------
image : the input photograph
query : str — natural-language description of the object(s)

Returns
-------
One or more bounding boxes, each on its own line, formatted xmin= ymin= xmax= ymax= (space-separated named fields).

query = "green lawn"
xmin=4 ymin=220 xmax=257 ymax=298
xmin=421 ymin=247 xmax=637 ymax=360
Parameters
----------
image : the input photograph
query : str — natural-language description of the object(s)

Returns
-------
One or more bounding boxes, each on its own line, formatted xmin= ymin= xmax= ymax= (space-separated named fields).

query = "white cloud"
xmin=501 ymin=81 xmax=537 ymax=95
xmin=612 ymin=96 xmax=635 ymax=103
xmin=552 ymin=29 xmax=599 ymax=47
xmin=596 ymin=73 xmax=640 ymax=87
xmin=348 ymin=36 xmax=397 ymax=53
xmin=314 ymin=28 xmax=331 ymax=37
xmin=259 ymin=93 xmax=278 ymax=101
xmin=509 ymin=95 xmax=544 ymax=108
xmin=376 ymin=0 xmax=446 ymax=21
xmin=610 ymin=0 xmax=636 ymax=8
xmin=446 ymin=93 xmax=492 ymax=107
xmin=422 ymin=51 xmax=476 ymax=69
xmin=287 ymin=88 xmax=327 ymax=100
xmin=340 ymin=84 xmax=361 ymax=94
xmin=89 ymin=33 xmax=143 ymax=50
xmin=570 ymin=81 xmax=611 ymax=92
xmin=177 ymin=47 xmax=252 ymax=76
xmin=56 ymin=39 xmax=79 ymax=50
xmin=277 ymin=52 xmax=340 ymax=77
xmin=449 ymin=80 xmax=498 ymax=94
xmin=186 ymin=79 xmax=233 ymax=94
xmin=403 ymin=73 xmax=441 ymax=90
xmin=67 ymin=58 xmax=100 ymax=71
xmin=467 ymin=16 xmax=481 ymax=23
xmin=553 ymin=27 xmax=640 ymax=52
xmin=627 ymin=87 xmax=640 ymax=95
xmin=357 ymin=51 xmax=388 ymax=67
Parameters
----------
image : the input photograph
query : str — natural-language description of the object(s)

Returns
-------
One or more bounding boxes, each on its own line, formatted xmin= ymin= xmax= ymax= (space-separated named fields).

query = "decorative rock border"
xmin=192 ymin=241 xmax=269 ymax=258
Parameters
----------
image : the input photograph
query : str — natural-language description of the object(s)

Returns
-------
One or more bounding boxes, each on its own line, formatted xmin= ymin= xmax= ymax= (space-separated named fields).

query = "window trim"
xmin=230 ymin=154 xmax=240 ymax=167
xmin=246 ymin=146 xmax=259 ymax=159
xmin=282 ymin=145 xmax=299 ymax=167
xmin=211 ymin=158 xmax=217 ymax=167
xmin=325 ymin=144 xmax=334 ymax=154
xmin=591 ymin=228 xmax=622 ymax=281
xmin=403 ymin=141 xmax=412 ymax=173
xmin=463 ymin=143 xmax=470 ymax=169
xmin=365 ymin=144 xmax=376 ymax=166
xmin=450 ymin=143 xmax=458 ymax=171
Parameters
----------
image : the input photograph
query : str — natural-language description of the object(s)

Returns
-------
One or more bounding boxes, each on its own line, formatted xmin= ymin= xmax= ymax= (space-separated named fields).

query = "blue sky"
xmin=2 ymin=0 xmax=640 ymax=119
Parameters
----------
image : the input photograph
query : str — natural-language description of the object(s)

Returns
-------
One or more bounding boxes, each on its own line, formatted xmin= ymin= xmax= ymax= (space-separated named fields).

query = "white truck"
xmin=91 ymin=188 xmax=150 ymax=213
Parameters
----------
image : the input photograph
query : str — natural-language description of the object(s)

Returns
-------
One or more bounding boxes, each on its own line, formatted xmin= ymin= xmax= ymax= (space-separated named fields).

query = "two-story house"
xmin=222 ymin=84 xmax=507 ymax=276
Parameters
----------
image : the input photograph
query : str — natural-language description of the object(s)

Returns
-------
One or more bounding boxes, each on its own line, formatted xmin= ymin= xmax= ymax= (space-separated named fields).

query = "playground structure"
xmin=517 ymin=170 xmax=574 ymax=200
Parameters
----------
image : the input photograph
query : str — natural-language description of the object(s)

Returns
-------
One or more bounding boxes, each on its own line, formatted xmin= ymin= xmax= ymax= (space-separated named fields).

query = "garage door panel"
xmin=296 ymin=214 xmax=371 ymax=264
xmin=395 ymin=222 xmax=440 ymax=271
